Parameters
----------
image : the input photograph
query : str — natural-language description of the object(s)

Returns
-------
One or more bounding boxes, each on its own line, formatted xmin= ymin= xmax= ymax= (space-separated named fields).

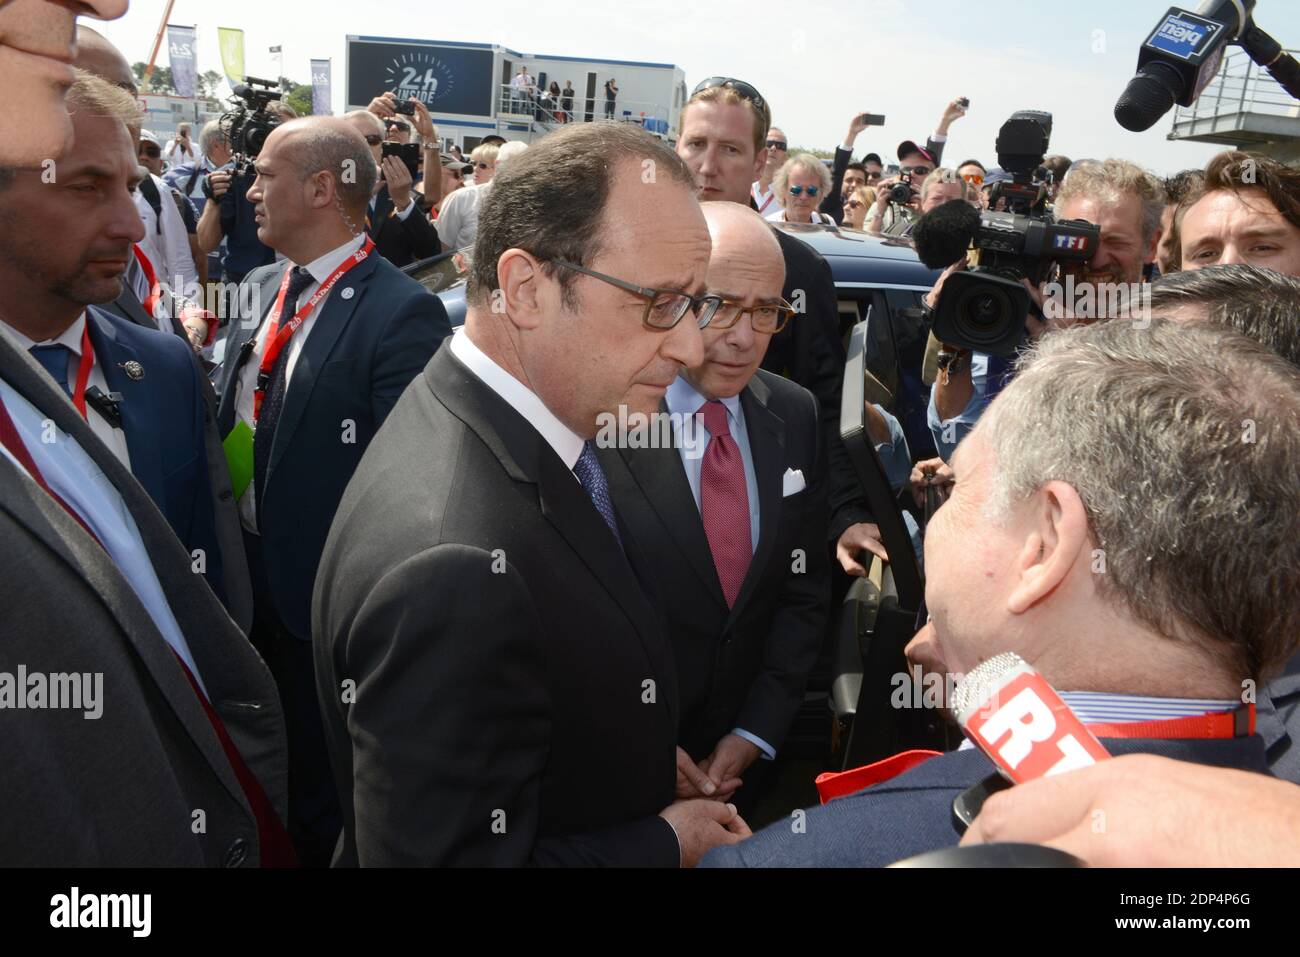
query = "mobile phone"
xmin=381 ymin=142 xmax=421 ymax=182
xmin=860 ymin=112 xmax=887 ymax=126
xmin=957 ymin=97 xmax=970 ymax=110
xmin=391 ymin=99 xmax=417 ymax=116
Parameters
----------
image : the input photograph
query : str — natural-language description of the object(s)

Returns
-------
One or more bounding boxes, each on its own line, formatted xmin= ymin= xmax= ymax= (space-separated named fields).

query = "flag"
xmin=311 ymin=60 xmax=332 ymax=115
xmin=166 ymin=25 xmax=197 ymax=97
xmin=217 ymin=27 xmax=245 ymax=85
xmin=269 ymin=45 xmax=282 ymax=54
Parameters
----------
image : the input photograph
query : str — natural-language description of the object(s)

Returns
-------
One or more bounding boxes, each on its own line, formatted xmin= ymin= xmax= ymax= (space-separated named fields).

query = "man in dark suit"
xmin=603 ymin=204 xmax=830 ymax=812
xmin=704 ymin=318 xmax=1300 ymax=865
xmin=342 ymin=108 xmax=442 ymax=268
xmin=0 ymin=66 xmax=290 ymax=863
xmin=674 ymin=79 xmax=862 ymax=546
xmin=314 ymin=122 xmax=750 ymax=866
xmin=213 ymin=116 xmax=450 ymax=864
xmin=0 ymin=70 xmax=234 ymax=608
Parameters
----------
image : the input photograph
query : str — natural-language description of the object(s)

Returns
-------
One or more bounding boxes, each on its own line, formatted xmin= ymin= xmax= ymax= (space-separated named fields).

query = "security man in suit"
xmin=0 ymin=69 xmax=290 ymax=867
xmin=213 ymin=117 xmax=451 ymax=864
xmin=603 ymin=204 xmax=830 ymax=813
xmin=0 ymin=70 xmax=231 ymax=607
xmin=703 ymin=319 xmax=1300 ymax=866
xmin=314 ymin=122 xmax=750 ymax=867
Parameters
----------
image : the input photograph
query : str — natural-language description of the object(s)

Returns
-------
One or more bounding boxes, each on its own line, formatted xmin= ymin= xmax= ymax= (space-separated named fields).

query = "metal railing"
xmin=1171 ymin=47 xmax=1300 ymax=127
xmin=496 ymin=84 xmax=671 ymax=135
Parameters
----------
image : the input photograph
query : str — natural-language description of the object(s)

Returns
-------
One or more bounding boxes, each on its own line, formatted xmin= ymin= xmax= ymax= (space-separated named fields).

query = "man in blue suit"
xmin=213 ymin=116 xmax=451 ymax=865
xmin=0 ymin=69 xmax=228 ymax=604
xmin=703 ymin=318 xmax=1300 ymax=866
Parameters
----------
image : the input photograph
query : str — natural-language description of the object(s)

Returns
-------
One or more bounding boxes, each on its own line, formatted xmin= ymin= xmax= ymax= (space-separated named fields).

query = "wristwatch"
xmin=936 ymin=347 xmax=971 ymax=385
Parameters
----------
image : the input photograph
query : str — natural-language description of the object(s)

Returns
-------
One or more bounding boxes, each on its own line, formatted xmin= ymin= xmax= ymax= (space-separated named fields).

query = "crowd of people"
xmin=2 ymin=0 xmax=1300 ymax=871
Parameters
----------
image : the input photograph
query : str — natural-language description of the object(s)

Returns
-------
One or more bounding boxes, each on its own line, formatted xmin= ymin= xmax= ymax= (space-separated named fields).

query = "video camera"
xmin=203 ymin=76 xmax=283 ymax=199
xmin=912 ymin=111 xmax=1101 ymax=356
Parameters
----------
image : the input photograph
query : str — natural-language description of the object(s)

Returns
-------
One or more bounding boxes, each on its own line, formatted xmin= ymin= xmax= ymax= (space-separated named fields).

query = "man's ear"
xmin=496 ymin=248 xmax=546 ymax=330
xmin=307 ymin=170 xmax=334 ymax=210
xmin=1006 ymin=480 xmax=1091 ymax=615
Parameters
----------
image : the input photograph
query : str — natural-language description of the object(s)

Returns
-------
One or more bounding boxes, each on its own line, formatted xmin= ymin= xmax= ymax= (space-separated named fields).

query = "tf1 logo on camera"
xmin=1053 ymin=234 xmax=1090 ymax=252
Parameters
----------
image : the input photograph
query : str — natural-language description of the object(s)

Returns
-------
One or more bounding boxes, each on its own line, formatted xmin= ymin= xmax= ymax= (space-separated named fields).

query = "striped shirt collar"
xmin=1056 ymin=691 xmax=1237 ymax=725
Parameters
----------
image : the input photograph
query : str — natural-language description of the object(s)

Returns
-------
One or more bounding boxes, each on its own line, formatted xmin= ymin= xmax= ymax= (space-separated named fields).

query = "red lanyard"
xmin=253 ymin=238 xmax=374 ymax=421
xmin=131 ymin=244 xmax=161 ymax=321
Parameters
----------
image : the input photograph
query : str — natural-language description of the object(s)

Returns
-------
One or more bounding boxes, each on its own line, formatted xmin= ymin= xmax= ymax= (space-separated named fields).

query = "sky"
xmin=92 ymin=0 xmax=1300 ymax=175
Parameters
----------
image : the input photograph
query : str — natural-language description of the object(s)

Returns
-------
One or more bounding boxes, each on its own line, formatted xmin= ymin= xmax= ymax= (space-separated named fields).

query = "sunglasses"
xmin=865 ymin=170 xmax=884 ymax=181
xmin=788 ymin=185 xmax=820 ymax=197
xmin=691 ymin=76 xmax=771 ymax=127
xmin=765 ymin=140 xmax=787 ymax=151
xmin=387 ymin=121 xmax=410 ymax=133
xmin=845 ymin=199 xmax=864 ymax=209
xmin=363 ymin=133 xmax=383 ymax=146
xmin=961 ymin=172 xmax=985 ymax=187
xmin=903 ymin=165 xmax=935 ymax=176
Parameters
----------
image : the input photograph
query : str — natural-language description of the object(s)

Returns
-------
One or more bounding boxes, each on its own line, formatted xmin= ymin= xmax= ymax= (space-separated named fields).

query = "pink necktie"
xmin=699 ymin=400 xmax=752 ymax=607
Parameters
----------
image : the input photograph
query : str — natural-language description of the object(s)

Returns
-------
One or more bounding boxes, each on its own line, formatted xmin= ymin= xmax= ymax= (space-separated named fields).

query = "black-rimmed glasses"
xmin=548 ymin=259 xmax=721 ymax=330
xmin=706 ymin=297 xmax=796 ymax=334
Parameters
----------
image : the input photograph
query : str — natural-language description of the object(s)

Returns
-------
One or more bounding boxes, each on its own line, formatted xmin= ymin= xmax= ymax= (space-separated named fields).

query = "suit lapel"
xmin=85 ymin=309 xmax=165 ymax=507
xmin=617 ymin=428 xmax=727 ymax=612
xmin=369 ymin=187 xmax=391 ymax=240
xmin=215 ymin=263 xmax=286 ymax=434
xmin=0 ymin=335 xmax=250 ymax=812
xmin=728 ymin=378 xmax=784 ymax=620
xmin=268 ymin=253 xmax=377 ymax=475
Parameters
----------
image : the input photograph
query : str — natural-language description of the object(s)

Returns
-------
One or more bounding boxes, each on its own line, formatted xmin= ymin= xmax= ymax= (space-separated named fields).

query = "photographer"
xmin=865 ymin=140 xmax=937 ymax=237
xmin=927 ymin=157 xmax=1162 ymax=459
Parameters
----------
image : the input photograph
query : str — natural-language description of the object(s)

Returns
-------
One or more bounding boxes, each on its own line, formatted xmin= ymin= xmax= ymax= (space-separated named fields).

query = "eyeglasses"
xmin=547 ymin=259 xmax=720 ymax=330
xmin=387 ymin=121 xmax=410 ymax=133
xmin=765 ymin=140 xmax=787 ymax=151
xmin=363 ymin=133 xmax=383 ymax=146
xmin=690 ymin=76 xmax=771 ymax=127
xmin=705 ymin=296 xmax=796 ymax=334
xmin=788 ymin=185 xmax=820 ymax=197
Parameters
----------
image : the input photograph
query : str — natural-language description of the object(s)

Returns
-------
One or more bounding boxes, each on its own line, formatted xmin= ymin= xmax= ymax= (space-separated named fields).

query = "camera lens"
xmin=954 ymin=282 xmax=1014 ymax=347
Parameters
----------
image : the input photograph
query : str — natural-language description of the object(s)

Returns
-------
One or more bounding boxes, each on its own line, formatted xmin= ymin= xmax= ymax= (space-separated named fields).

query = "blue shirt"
xmin=665 ymin=376 xmax=772 ymax=760
xmin=0 ymin=380 xmax=208 ymax=697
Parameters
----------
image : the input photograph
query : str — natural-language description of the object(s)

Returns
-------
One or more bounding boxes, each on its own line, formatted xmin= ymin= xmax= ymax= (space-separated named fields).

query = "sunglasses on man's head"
xmin=691 ymin=76 xmax=771 ymax=126
xmin=765 ymin=140 xmax=787 ymax=151
xmin=788 ymin=185 xmax=820 ymax=197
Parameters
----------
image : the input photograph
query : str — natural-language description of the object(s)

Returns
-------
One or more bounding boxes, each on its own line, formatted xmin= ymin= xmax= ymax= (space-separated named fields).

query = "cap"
xmin=862 ymin=152 xmax=883 ymax=166
xmin=440 ymin=153 xmax=472 ymax=172
xmin=897 ymin=140 xmax=936 ymax=165
xmin=139 ymin=129 xmax=162 ymax=148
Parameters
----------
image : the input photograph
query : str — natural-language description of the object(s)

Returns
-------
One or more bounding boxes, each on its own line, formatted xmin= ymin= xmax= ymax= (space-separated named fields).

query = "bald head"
xmin=275 ymin=117 xmax=377 ymax=217
xmin=74 ymin=25 xmax=136 ymax=94
xmin=685 ymin=203 xmax=785 ymax=399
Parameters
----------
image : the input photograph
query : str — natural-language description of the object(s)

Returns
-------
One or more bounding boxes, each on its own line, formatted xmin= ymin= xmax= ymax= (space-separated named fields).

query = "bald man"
xmin=603 ymin=203 xmax=831 ymax=816
xmin=212 ymin=116 xmax=451 ymax=864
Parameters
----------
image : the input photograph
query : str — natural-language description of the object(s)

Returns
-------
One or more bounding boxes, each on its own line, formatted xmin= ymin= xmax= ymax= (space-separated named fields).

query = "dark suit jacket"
xmin=369 ymin=184 xmax=441 ymax=268
xmin=85 ymin=305 xmax=226 ymax=605
xmin=0 ymin=333 xmax=288 ymax=865
xmin=101 ymin=290 xmax=255 ymax=634
xmin=701 ymin=735 xmax=1271 ymax=867
xmin=602 ymin=371 xmax=831 ymax=759
xmin=1260 ymin=654 xmax=1300 ymax=783
xmin=819 ymin=145 xmax=852 ymax=225
xmin=314 ymin=345 xmax=681 ymax=866
xmin=214 ymin=249 xmax=451 ymax=641
xmin=763 ymin=227 xmax=862 ymax=542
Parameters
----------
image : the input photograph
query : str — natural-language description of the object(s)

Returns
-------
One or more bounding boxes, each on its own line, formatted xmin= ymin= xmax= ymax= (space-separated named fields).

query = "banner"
xmin=217 ymin=27 xmax=245 ymax=85
xmin=346 ymin=39 xmax=495 ymax=116
xmin=166 ymin=25 xmax=197 ymax=97
xmin=311 ymin=59 xmax=332 ymax=115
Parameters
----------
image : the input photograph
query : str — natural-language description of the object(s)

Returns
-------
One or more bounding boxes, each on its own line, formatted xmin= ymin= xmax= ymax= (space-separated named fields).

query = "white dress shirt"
xmin=0 ymin=315 xmax=132 ymax=470
xmin=134 ymin=172 xmax=199 ymax=305
xmin=0 ymin=378 xmax=207 ymax=696
xmin=234 ymin=233 xmax=367 ymax=530
xmin=448 ymin=327 xmax=583 ymax=474
xmin=435 ymin=182 xmax=490 ymax=252
xmin=751 ymin=181 xmax=778 ymax=217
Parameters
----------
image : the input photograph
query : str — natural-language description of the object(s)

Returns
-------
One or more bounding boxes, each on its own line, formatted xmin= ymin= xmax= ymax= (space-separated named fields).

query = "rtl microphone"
xmin=1115 ymin=0 xmax=1254 ymax=132
xmin=950 ymin=652 xmax=1110 ymax=784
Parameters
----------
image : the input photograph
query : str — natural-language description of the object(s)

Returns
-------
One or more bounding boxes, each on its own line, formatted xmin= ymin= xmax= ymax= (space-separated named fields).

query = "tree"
xmin=788 ymin=145 xmax=835 ymax=160
xmin=199 ymin=70 xmax=225 ymax=99
xmin=132 ymin=61 xmax=177 ymax=95
xmin=284 ymin=83 xmax=314 ymax=117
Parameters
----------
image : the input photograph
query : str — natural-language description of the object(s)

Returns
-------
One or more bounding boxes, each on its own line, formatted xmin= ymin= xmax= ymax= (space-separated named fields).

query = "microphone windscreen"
xmin=1114 ymin=67 xmax=1178 ymax=133
xmin=912 ymin=199 xmax=980 ymax=269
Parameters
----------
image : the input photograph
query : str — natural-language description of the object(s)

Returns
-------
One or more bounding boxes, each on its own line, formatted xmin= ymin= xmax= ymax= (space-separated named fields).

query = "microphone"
xmin=1115 ymin=1 xmax=1255 ymax=132
xmin=950 ymin=652 xmax=1110 ymax=784
xmin=911 ymin=199 xmax=980 ymax=270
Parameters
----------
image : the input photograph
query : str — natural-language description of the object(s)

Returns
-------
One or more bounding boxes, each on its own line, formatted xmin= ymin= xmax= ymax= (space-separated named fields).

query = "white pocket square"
xmin=782 ymin=468 xmax=806 ymax=497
